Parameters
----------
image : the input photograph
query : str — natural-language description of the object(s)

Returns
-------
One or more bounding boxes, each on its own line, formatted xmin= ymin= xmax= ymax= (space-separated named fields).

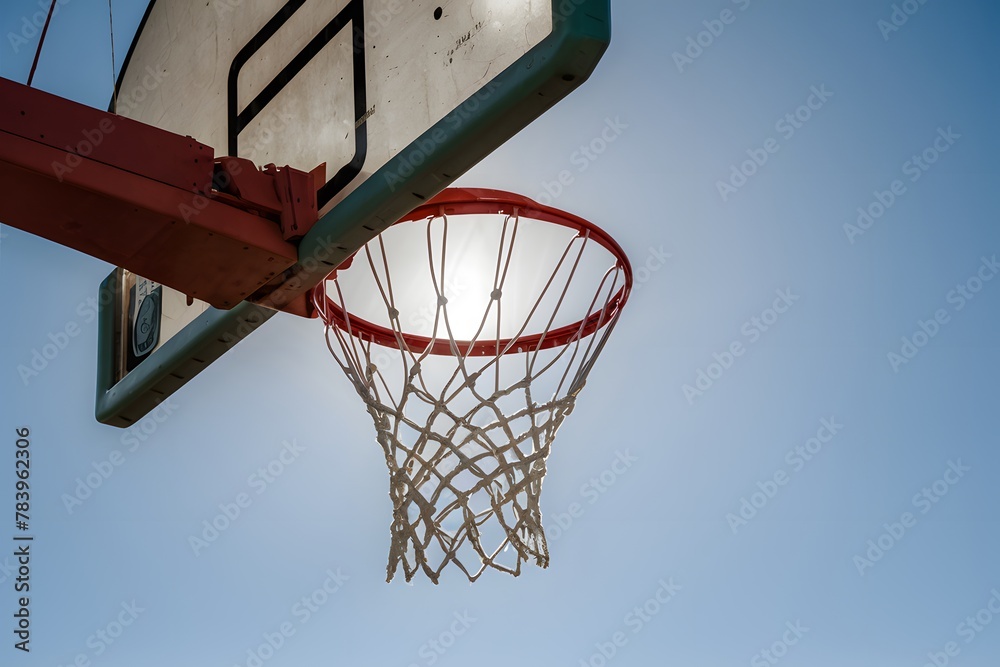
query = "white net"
xmin=314 ymin=194 xmax=630 ymax=583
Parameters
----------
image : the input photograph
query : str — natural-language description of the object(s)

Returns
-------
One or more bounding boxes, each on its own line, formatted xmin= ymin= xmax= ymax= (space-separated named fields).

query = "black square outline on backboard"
xmin=228 ymin=0 xmax=368 ymax=210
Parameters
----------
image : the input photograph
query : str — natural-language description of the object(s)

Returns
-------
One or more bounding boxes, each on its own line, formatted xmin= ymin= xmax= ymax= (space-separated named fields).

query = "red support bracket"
xmin=212 ymin=157 xmax=323 ymax=242
xmin=267 ymin=163 xmax=325 ymax=242
xmin=0 ymin=76 xmax=321 ymax=313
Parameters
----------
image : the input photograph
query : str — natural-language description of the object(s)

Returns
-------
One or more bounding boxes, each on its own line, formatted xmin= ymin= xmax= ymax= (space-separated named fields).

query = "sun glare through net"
xmin=315 ymin=194 xmax=631 ymax=582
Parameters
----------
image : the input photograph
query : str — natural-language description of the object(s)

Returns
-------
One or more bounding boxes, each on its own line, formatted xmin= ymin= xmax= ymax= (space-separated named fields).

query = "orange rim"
xmin=313 ymin=188 xmax=632 ymax=356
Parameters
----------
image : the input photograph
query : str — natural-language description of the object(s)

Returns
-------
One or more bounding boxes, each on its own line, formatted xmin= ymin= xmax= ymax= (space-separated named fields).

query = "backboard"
xmin=96 ymin=0 xmax=612 ymax=426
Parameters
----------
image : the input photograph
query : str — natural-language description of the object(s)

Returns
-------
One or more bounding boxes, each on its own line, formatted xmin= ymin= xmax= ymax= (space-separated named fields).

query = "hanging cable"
xmin=108 ymin=0 xmax=118 ymax=112
xmin=26 ymin=0 xmax=58 ymax=87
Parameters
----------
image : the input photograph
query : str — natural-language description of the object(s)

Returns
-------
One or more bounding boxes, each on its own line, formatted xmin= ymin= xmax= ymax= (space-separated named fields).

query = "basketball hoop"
xmin=312 ymin=188 xmax=632 ymax=583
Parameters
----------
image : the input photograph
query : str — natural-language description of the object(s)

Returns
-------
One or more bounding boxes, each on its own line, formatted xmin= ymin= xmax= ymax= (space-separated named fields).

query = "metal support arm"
xmin=0 ymin=76 xmax=319 ymax=311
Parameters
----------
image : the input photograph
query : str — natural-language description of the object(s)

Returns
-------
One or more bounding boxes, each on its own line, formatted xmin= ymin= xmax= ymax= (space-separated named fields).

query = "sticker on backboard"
xmin=128 ymin=277 xmax=161 ymax=371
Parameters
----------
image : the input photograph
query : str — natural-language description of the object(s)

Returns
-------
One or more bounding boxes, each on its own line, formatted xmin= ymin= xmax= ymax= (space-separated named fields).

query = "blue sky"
xmin=2 ymin=1 xmax=999 ymax=665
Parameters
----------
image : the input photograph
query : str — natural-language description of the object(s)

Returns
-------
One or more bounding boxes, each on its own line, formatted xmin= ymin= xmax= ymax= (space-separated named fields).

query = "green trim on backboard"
xmin=96 ymin=0 xmax=612 ymax=427
xmin=96 ymin=270 xmax=276 ymax=426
